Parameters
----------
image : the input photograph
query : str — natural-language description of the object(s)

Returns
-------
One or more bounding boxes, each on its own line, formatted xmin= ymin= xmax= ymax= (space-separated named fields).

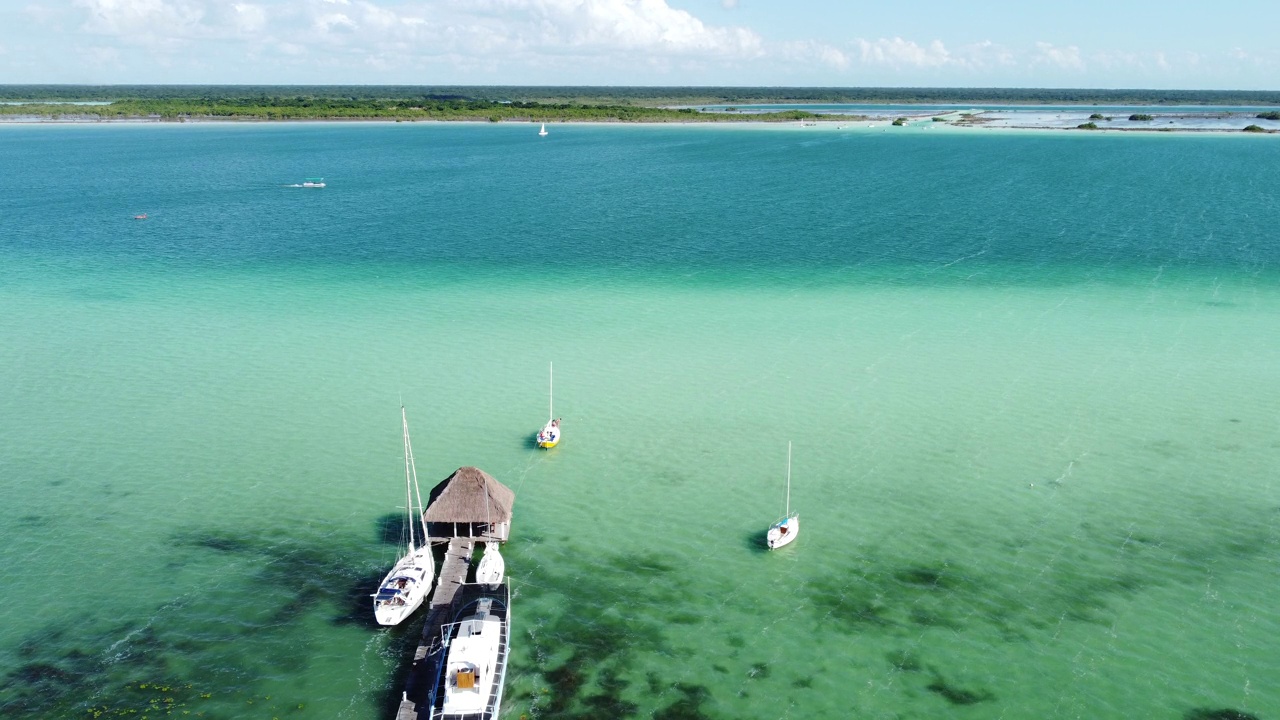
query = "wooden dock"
xmin=396 ymin=537 xmax=474 ymax=720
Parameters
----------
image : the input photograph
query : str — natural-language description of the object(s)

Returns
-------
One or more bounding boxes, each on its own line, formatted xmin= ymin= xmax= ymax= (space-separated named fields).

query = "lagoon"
xmin=1 ymin=122 xmax=1277 ymax=719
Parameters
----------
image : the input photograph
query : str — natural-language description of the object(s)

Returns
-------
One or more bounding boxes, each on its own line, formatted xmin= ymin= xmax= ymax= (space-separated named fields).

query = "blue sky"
xmin=2 ymin=0 xmax=1276 ymax=89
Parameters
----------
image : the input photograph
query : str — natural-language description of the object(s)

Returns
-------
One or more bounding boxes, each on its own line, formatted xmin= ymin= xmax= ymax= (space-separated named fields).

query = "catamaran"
xmin=429 ymin=588 xmax=511 ymax=720
xmin=373 ymin=406 xmax=436 ymax=626
xmin=535 ymin=362 xmax=560 ymax=448
xmin=766 ymin=442 xmax=799 ymax=550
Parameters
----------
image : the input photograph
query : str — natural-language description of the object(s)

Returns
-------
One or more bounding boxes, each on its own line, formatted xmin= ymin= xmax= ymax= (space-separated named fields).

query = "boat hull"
xmin=766 ymin=515 xmax=799 ymax=550
xmin=374 ymin=545 xmax=435 ymax=626
xmin=536 ymin=422 xmax=560 ymax=448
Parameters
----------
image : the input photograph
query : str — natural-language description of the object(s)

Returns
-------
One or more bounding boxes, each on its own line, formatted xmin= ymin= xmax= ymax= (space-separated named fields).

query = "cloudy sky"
xmin=3 ymin=0 xmax=1276 ymax=88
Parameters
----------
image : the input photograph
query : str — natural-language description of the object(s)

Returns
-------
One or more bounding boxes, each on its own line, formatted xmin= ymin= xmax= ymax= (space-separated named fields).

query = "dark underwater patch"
xmin=1 ymin=524 xmax=404 ymax=719
xmin=376 ymin=512 xmax=410 ymax=545
xmin=653 ymin=682 xmax=713 ymax=720
xmin=181 ymin=530 xmax=254 ymax=553
xmin=895 ymin=565 xmax=956 ymax=590
xmin=608 ymin=550 xmax=678 ymax=576
xmin=16 ymin=514 xmax=48 ymax=527
xmin=926 ymin=670 xmax=994 ymax=706
xmin=1185 ymin=710 xmax=1261 ymax=720
xmin=887 ymin=649 xmax=922 ymax=672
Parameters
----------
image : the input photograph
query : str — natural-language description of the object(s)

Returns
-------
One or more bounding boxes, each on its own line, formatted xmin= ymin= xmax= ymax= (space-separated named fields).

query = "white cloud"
xmin=1032 ymin=41 xmax=1084 ymax=71
xmin=231 ymin=3 xmax=265 ymax=34
xmin=777 ymin=40 xmax=848 ymax=70
xmin=855 ymin=37 xmax=952 ymax=68
xmin=721 ymin=0 xmax=737 ymax=8
xmin=73 ymin=0 xmax=206 ymax=37
xmin=313 ymin=12 xmax=356 ymax=33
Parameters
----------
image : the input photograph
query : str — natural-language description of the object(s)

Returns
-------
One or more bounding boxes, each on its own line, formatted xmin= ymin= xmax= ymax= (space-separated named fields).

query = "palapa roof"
xmin=422 ymin=466 xmax=514 ymax=524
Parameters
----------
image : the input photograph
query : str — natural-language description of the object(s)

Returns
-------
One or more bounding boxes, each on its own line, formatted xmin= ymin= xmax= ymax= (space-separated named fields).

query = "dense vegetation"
xmin=3 ymin=86 xmax=1277 ymax=124
xmin=4 ymin=85 xmax=1280 ymax=107
xmin=1257 ymin=111 xmax=1280 ymax=120
xmin=1077 ymin=122 xmax=1099 ymax=130
xmin=0 ymin=95 xmax=858 ymax=123
xmin=1242 ymin=124 xmax=1268 ymax=133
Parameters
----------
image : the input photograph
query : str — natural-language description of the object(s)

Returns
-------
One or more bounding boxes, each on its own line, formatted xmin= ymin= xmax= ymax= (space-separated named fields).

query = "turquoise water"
xmin=1 ymin=122 xmax=1278 ymax=719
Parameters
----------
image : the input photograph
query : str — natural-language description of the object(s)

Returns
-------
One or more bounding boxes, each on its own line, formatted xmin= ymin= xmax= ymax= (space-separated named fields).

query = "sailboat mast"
xmin=402 ymin=406 xmax=417 ymax=551
xmin=549 ymin=361 xmax=554 ymax=420
xmin=785 ymin=441 xmax=792 ymax=516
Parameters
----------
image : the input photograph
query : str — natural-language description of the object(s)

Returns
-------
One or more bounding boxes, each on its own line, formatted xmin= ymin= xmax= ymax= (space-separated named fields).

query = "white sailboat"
xmin=373 ymin=406 xmax=436 ymax=626
xmin=766 ymin=442 xmax=799 ymax=550
xmin=430 ymin=589 xmax=511 ymax=720
xmin=536 ymin=362 xmax=560 ymax=448
xmin=538 ymin=123 xmax=548 ymax=137
xmin=475 ymin=542 xmax=505 ymax=589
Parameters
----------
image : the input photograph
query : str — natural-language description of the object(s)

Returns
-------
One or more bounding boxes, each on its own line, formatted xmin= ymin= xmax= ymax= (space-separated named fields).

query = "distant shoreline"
xmin=2 ymin=113 xmax=1275 ymax=134
xmin=4 ymin=84 xmax=1280 ymax=107
xmin=2 ymin=85 xmax=1277 ymax=133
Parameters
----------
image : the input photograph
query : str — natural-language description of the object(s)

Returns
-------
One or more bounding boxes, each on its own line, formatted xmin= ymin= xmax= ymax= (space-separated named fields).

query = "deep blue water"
xmin=4 ymin=123 xmax=1277 ymax=277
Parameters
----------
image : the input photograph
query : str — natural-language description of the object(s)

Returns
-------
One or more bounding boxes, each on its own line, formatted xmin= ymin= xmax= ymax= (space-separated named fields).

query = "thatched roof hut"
xmin=422 ymin=466 xmax=514 ymax=542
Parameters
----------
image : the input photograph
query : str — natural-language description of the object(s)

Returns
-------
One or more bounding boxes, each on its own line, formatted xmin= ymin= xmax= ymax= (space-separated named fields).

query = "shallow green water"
xmin=1 ymin=123 xmax=1277 ymax=719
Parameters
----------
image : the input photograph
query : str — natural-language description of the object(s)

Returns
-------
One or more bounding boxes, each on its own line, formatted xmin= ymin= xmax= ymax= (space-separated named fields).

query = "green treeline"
xmin=4 ymin=85 xmax=1280 ymax=106
xmin=0 ymin=96 xmax=860 ymax=123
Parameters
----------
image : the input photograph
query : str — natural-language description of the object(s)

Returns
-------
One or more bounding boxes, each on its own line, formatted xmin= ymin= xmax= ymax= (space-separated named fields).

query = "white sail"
xmin=766 ymin=442 xmax=799 ymax=550
xmin=536 ymin=362 xmax=560 ymax=447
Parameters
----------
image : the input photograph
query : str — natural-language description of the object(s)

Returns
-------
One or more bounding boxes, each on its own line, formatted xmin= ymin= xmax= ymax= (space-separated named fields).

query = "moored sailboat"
xmin=373 ymin=406 xmax=436 ymax=626
xmin=474 ymin=542 xmax=505 ymax=589
xmin=766 ymin=442 xmax=799 ymax=550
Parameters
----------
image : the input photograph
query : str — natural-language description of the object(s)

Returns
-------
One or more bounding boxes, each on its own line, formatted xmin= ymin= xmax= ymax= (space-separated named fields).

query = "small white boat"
xmin=301 ymin=177 xmax=326 ymax=188
xmin=430 ymin=591 xmax=510 ymax=720
xmin=766 ymin=442 xmax=799 ymax=550
xmin=373 ymin=406 xmax=436 ymax=626
xmin=535 ymin=362 xmax=560 ymax=448
xmin=538 ymin=123 xmax=548 ymax=137
xmin=475 ymin=542 xmax=505 ymax=589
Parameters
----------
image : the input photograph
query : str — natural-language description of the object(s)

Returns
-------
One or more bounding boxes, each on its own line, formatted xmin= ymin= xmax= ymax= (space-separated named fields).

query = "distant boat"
xmin=475 ymin=541 xmax=505 ymax=589
xmin=535 ymin=362 xmax=560 ymax=448
xmin=301 ymin=178 xmax=326 ymax=188
xmin=373 ymin=406 xmax=436 ymax=626
xmin=133 ymin=213 xmax=147 ymax=220
xmin=429 ymin=589 xmax=510 ymax=719
xmin=766 ymin=442 xmax=799 ymax=550
xmin=538 ymin=123 xmax=548 ymax=137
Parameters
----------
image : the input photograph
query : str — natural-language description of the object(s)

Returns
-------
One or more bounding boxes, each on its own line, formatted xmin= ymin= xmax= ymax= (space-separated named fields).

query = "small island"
xmin=1129 ymin=113 xmax=1155 ymax=121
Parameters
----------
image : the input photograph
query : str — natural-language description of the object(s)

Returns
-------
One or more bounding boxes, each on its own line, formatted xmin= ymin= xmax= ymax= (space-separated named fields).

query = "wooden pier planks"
xmin=396 ymin=537 xmax=475 ymax=720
